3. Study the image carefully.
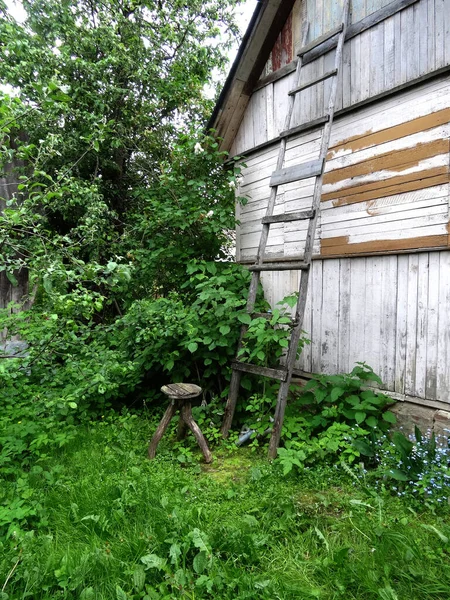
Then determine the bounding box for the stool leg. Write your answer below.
[181,403,213,464]
[148,402,177,459]
[176,416,188,441]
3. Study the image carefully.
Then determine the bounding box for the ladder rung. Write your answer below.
[232,361,288,382]
[270,159,323,187]
[248,261,309,272]
[288,69,338,96]
[262,210,314,224]
[298,24,344,56]
[280,115,329,139]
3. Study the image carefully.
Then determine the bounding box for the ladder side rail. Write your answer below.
[267,0,351,458]
[303,0,350,266]
[221,25,310,438]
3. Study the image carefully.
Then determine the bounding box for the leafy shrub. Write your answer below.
[269,364,396,473]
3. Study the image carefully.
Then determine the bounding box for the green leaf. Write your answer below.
[421,524,449,543]
[193,551,208,574]
[219,325,230,335]
[353,439,374,457]
[354,411,366,424]
[80,589,95,600]
[141,554,167,571]
[6,271,18,286]
[116,585,128,600]
[388,468,409,481]
[187,342,198,353]
[133,566,146,591]
[382,410,396,424]
[237,313,251,325]
[330,387,345,402]
[365,416,378,428]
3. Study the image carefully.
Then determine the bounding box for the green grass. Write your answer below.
[1,411,450,599]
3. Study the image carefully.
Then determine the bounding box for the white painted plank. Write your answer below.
[414,252,430,397]
[252,88,268,147]
[311,260,323,371]
[369,22,384,97]
[435,0,445,69]
[425,251,440,399]
[437,251,450,401]
[348,257,367,371]
[266,83,275,140]
[427,0,436,72]
[404,254,419,396]
[338,257,351,373]
[379,255,398,389]
[395,254,409,394]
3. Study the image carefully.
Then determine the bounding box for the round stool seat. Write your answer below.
[161,383,202,400]
[149,382,212,463]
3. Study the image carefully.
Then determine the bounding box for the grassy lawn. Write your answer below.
[1,411,450,600]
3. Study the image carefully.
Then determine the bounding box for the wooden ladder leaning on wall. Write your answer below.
[221,0,351,459]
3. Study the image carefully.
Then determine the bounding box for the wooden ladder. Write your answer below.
[221,0,351,459]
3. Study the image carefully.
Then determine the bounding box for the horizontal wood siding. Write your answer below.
[259,251,450,404]
[236,75,450,262]
[230,0,450,156]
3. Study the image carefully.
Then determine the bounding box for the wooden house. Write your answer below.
[209,0,450,411]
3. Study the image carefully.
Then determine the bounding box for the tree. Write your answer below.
[0,0,242,309]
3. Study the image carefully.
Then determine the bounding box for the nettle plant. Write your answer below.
[272,364,397,474]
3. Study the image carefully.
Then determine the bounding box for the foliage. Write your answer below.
[1,413,450,599]
[0,0,243,307]
[355,426,450,505]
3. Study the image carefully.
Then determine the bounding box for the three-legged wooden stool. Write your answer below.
[148,383,212,463]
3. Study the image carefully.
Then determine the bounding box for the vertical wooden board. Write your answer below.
[241,97,255,152]
[399,8,410,84]
[383,16,395,90]
[444,0,450,66]
[311,259,323,372]
[314,0,324,40]
[359,29,371,101]
[407,3,420,82]
[266,83,275,140]
[426,0,436,72]
[352,0,367,23]
[350,35,362,104]
[437,251,450,402]
[338,258,351,373]
[414,252,430,398]
[252,88,268,147]
[369,23,384,98]
[379,255,398,390]
[417,0,429,76]
[273,73,295,136]
[434,0,445,69]
[232,118,246,157]
[404,254,419,396]
[393,10,402,87]
[363,257,382,376]
[309,57,321,122]
[320,259,340,374]
[394,254,408,394]
[348,257,367,371]
[323,51,336,115]
[425,252,440,400]
[300,265,313,373]
[235,197,242,262]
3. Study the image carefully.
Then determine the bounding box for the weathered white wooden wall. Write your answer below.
[260,252,450,404]
[230,0,450,156]
[232,2,450,404]
[236,74,450,261]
